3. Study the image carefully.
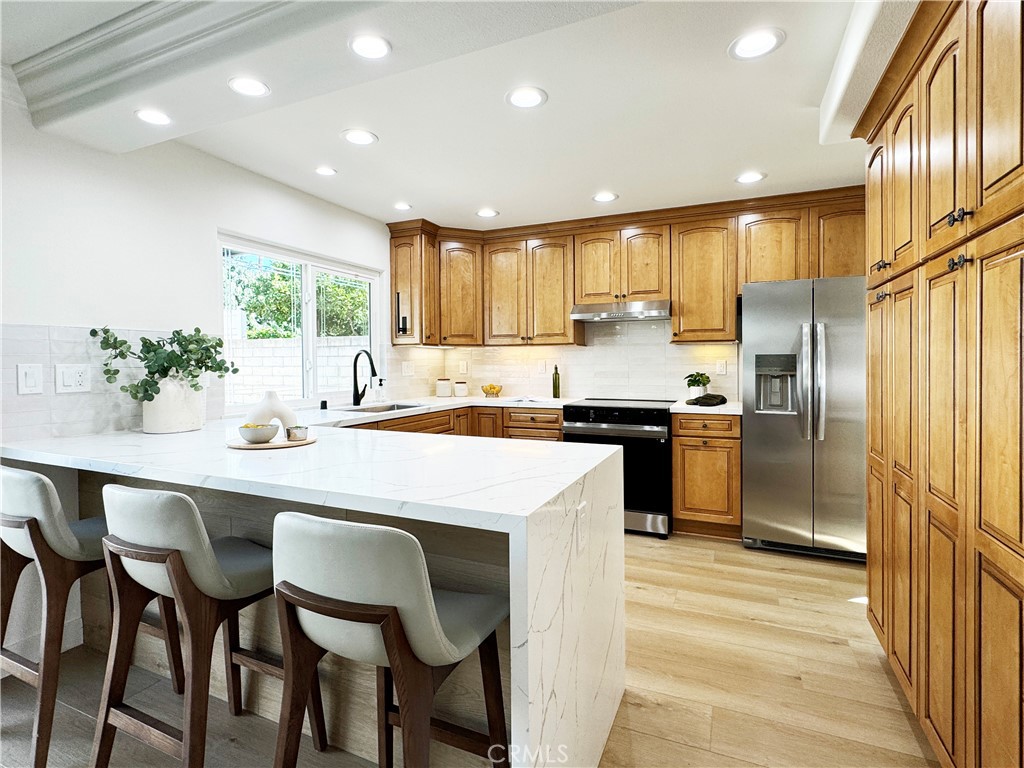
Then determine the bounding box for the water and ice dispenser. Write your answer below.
[754,354,797,414]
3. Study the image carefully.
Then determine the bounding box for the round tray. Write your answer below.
[226,436,317,450]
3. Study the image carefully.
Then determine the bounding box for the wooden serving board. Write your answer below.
[226,437,317,450]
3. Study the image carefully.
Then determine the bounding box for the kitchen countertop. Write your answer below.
[668,400,743,416]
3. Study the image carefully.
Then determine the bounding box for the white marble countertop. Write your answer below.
[669,400,743,415]
[0,419,619,532]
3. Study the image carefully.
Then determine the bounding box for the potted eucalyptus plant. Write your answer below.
[91,327,238,434]
[685,371,711,399]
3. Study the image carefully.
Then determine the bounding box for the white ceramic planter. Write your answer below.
[142,377,204,434]
[687,386,708,399]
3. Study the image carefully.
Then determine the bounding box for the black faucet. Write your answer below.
[352,349,379,406]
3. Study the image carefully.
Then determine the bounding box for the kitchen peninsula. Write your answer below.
[0,419,625,768]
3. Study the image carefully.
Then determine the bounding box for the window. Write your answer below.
[221,240,378,410]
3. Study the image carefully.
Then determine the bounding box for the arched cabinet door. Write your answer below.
[737,208,810,292]
[670,218,737,342]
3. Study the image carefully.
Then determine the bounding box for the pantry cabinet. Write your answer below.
[670,218,737,342]
[439,240,484,346]
[886,82,921,279]
[866,143,890,289]
[390,232,439,345]
[865,286,889,644]
[737,208,810,291]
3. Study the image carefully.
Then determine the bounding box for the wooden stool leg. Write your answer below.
[479,631,509,768]
[274,595,327,768]
[222,611,243,716]
[0,541,31,644]
[31,566,74,768]
[306,667,328,752]
[92,557,154,768]
[180,604,220,768]
[391,657,434,768]
[158,596,185,695]
[376,666,395,768]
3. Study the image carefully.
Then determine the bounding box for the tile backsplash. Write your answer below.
[1,321,736,440]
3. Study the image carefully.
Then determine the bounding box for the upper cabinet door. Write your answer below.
[573,230,620,304]
[670,218,737,342]
[737,208,810,291]
[620,226,670,301]
[888,82,921,278]
[439,241,483,345]
[527,237,576,345]
[967,0,1024,231]
[483,240,528,346]
[809,202,866,279]
[391,235,423,345]
[921,3,969,258]
[866,143,890,289]
[421,235,440,345]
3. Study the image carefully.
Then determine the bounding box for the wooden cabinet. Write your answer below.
[866,143,890,289]
[439,240,483,346]
[484,238,576,345]
[737,208,810,291]
[672,416,741,534]
[966,0,1024,233]
[920,3,970,258]
[472,407,503,438]
[809,203,865,278]
[573,226,669,304]
[887,84,921,279]
[454,408,472,436]
[348,422,378,430]
[670,218,737,342]
[390,232,439,345]
[503,407,562,441]
[378,411,456,434]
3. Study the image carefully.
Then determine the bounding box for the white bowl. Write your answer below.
[238,424,279,444]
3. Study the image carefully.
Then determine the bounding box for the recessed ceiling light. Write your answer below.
[476,208,500,218]
[394,202,412,211]
[228,77,271,97]
[728,28,786,60]
[736,171,766,184]
[350,35,391,59]
[315,166,337,176]
[506,86,548,109]
[342,129,378,145]
[135,109,171,125]
[593,191,619,203]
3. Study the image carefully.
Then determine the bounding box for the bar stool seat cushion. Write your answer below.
[209,537,274,599]
[431,589,508,662]
[67,516,109,561]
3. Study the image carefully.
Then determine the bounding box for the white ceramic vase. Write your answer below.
[688,386,708,399]
[244,390,298,428]
[142,377,204,434]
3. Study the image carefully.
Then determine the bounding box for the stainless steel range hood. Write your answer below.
[569,300,670,322]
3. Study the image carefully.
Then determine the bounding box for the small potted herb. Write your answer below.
[91,327,238,434]
[685,371,711,399]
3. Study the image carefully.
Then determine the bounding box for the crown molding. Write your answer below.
[1,65,29,111]
[11,1,352,127]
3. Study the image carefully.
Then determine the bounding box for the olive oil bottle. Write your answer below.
[552,365,561,398]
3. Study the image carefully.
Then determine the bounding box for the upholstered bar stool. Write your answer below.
[92,486,327,768]
[272,511,510,768]
[0,466,184,768]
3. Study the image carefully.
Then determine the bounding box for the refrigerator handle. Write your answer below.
[799,323,812,440]
[815,322,827,441]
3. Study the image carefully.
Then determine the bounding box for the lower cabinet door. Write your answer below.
[672,438,741,525]
[472,407,503,438]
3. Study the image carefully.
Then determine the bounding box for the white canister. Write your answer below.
[453,381,468,397]
[435,378,452,397]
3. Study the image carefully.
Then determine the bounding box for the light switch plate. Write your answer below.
[17,364,43,394]
[402,361,414,377]
[716,359,728,375]
[55,363,90,393]
[458,360,468,374]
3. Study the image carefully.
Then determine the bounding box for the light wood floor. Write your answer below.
[0,535,936,768]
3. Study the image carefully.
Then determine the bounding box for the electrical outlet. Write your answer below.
[458,360,468,374]
[576,501,588,553]
[17,364,43,394]
[55,364,90,393]
[716,359,728,375]
[402,361,414,377]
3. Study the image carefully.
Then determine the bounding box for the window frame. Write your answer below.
[219,232,382,415]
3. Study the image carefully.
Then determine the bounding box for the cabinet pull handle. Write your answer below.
[947,254,974,271]
[871,259,892,273]
[873,291,890,304]
[395,292,408,335]
[946,207,975,227]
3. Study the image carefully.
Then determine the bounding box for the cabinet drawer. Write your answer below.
[672,414,740,438]
[503,408,563,428]
[504,427,562,441]
[379,411,455,433]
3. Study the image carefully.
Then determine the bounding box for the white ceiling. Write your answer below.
[0,1,147,63]
[4,1,883,230]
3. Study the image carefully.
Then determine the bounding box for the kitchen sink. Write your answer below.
[347,403,423,413]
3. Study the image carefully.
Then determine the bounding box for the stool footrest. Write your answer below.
[137,613,169,638]
[108,704,183,760]
[231,647,285,680]
[0,647,39,686]
[386,709,492,758]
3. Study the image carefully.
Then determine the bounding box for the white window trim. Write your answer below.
[219,232,382,415]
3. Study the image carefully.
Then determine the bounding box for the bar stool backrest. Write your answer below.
[1,466,87,561]
[102,485,235,600]
[273,511,462,667]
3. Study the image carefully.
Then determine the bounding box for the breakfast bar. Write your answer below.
[0,421,625,768]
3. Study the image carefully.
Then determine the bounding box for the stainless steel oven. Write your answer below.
[562,399,674,538]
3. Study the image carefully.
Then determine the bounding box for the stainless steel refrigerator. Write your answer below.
[741,276,866,558]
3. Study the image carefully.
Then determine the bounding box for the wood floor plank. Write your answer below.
[601,725,759,768]
[609,687,714,751]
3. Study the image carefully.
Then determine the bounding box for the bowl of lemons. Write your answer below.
[481,384,503,398]
[238,423,279,444]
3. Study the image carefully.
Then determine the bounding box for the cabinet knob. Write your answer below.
[614,294,620,299]
[702,440,708,446]
[521,336,526,341]
[702,423,708,429]
[442,336,448,341]
[530,416,536,422]
[672,332,679,337]
[527,336,533,341]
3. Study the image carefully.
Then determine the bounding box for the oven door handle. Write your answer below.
[562,422,669,439]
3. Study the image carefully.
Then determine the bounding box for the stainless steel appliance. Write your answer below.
[742,276,866,559]
[562,399,674,538]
